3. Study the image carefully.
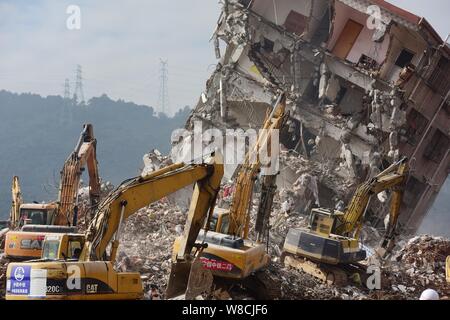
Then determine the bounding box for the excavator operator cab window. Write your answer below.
[30,212,45,225]
[207,212,230,234]
[309,208,336,235]
[219,214,230,234]
[20,209,46,226]
[42,237,83,261]
[208,216,219,232]
[42,240,60,260]
[19,209,56,226]
[45,210,56,225]
[205,212,230,233]
[68,240,82,260]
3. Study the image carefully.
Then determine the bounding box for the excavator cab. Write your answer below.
[4,225,78,261]
[4,203,66,260]
[18,203,58,228]
[41,234,85,261]
[308,208,344,236]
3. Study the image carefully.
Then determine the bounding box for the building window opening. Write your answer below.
[395,49,415,68]
[405,108,428,146]
[423,129,449,163]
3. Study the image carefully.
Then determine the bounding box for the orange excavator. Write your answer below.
[3,124,101,261]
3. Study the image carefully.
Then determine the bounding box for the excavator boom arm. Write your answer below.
[9,176,23,229]
[83,154,223,261]
[337,158,409,236]
[56,124,101,226]
[228,94,287,238]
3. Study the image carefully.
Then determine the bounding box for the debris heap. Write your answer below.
[0,255,7,298]
[116,200,186,299]
[113,177,450,300]
[77,181,115,231]
[386,235,450,297]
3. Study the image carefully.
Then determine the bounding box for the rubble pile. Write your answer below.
[360,225,384,249]
[387,235,450,297]
[263,263,370,300]
[269,235,449,300]
[116,200,186,299]
[77,181,115,231]
[280,151,355,207]
[243,188,448,300]
[0,255,7,298]
[141,149,172,177]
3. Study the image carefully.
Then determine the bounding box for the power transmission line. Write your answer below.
[64,78,71,100]
[73,65,85,105]
[61,78,73,124]
[158,59,170,115]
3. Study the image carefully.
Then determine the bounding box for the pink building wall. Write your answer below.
[327,1,390,65]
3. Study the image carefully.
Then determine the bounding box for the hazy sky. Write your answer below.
[0,1,448,115]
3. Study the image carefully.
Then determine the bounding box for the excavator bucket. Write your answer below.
[166,256,213,300]
[185,256,213,300]
[376,237,395,258]
[166,260,192,299]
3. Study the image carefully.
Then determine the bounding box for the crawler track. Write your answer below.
[211,269,282,300]
[281,252,377,288]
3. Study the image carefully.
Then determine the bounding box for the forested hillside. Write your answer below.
[0,90,190,218]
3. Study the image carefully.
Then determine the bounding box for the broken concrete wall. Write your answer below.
[252,0,312,27]
[380,24,427,83]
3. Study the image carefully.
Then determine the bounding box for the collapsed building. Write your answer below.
[180,0,450,235]
[2,0,449,301]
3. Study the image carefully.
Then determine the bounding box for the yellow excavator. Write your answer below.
[5,153,223,300]
[3,124,101,261]
[0,176,23,247]
[282,157,409,285]
[167,93,288,299]
[9,176,23,231]
[446,256,450,284]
